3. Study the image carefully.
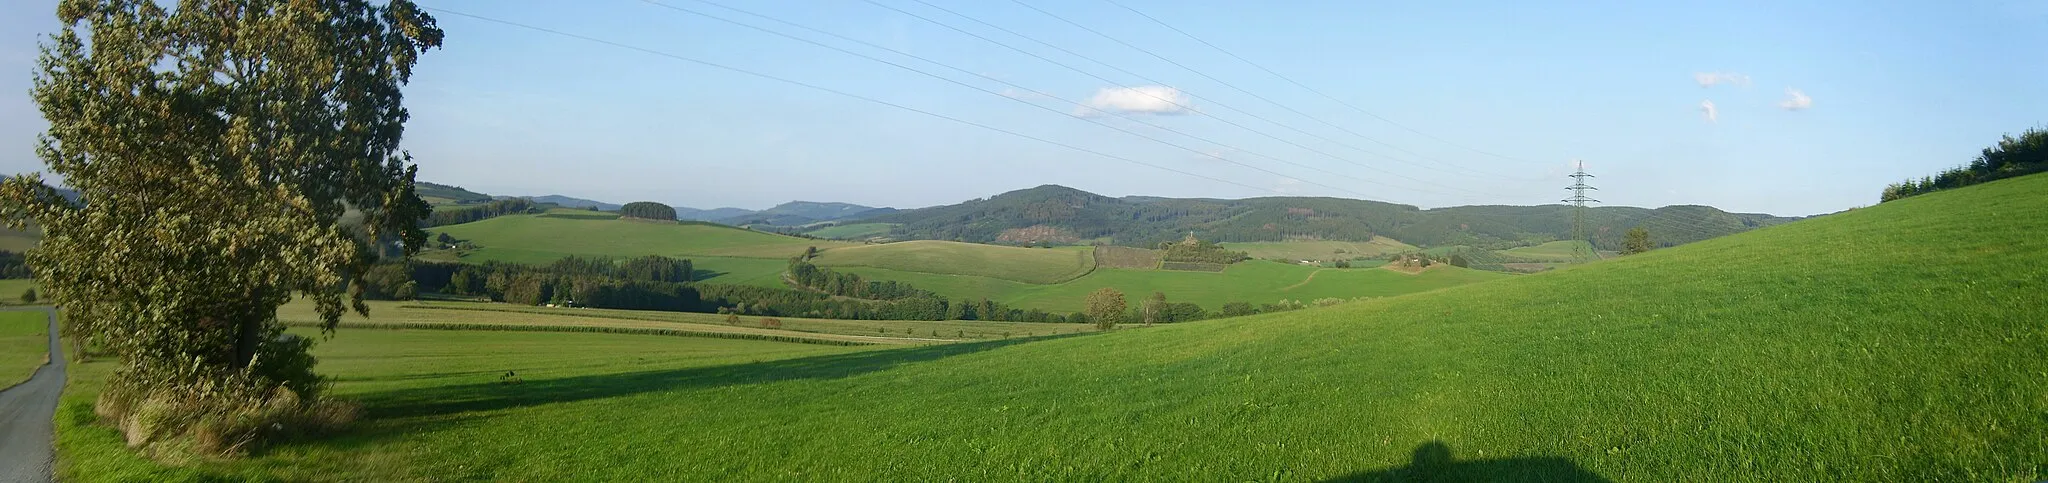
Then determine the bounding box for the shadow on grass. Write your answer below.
[356,333,1082,420]
[1324,442,1607,482]
[688,269,730,282]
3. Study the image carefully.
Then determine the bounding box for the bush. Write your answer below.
[20,287,34,303]
[94,332,357,457]
[759,317,783,329]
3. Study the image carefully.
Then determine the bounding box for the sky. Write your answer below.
[2,1,2045,217]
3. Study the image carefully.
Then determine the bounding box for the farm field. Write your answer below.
[1221,237,1418,261]
[273,299,1096,342]
[804,222,896,239]
[1001,262,1510,313]
[809,240,1095,284]
[51,172,2048,480]
[1499,240,1592,261]
[427,208,852,261]
[0,226,37,252]
[846,259,1508,313]
[0,279,39,304]
[0,310,45,388]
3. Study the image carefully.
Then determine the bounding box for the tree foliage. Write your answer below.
[1086,287,1126,330]
[422,197,542,227]
[0,0,442,455]
[1622,227,1654,255]
[1882,127,2048,202]
[619,201,679,221]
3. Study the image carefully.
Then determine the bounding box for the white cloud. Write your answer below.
[1694,72,1751,88]
[1778,88,1812,110]
[1699,99,1718,123]
[1077,85,1191,116]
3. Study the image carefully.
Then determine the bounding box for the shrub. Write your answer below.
[759,317,783,329]
[20,287,34,303]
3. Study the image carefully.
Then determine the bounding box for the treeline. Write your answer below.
[1882,127,2047,202]
[619,201,677,221]
[786,257,933,300]
[421,198,545,227]
[1160,238,1249,264]
[0,251,28,279]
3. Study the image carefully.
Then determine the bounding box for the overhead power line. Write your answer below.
[1098,0,1552,166]
[1007,0,1537,182]
[863,0,1494,196]
[419,6,1303,197]
[639,0,1464,201]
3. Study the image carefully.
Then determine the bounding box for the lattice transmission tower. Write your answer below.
[1563,160,1599,258]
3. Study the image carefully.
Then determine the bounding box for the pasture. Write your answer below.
[808,240,1096,284]
[427,209,853,261]
[0,279,39,304]
[843,260,1509,313]
[54,173,2048,480]
[0,310,45,388]
[1498,240,1592,261]
[804,222,897,239]
[273,299,1097,342]
[1221,237,1417,262]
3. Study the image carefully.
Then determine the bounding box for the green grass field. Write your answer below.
[0,226,37,252]
[1499,240,1592,261]
[804,222,897,239]
[0,279,40,304]
[841,260,1509,313]
[272,299,1097,343]
[53,173,2048,480]
[0,310,46,388]
[1222,237,1418,261]
[54,329,879,481]
[810,240,1096,284]
[428,209,852,261]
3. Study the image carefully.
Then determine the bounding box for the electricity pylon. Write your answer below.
[1563,160,1599,260]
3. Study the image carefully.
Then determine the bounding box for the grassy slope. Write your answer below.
[804,222,896,239]
[273,299,1096,342]
[0,227,38,252]
[0,310,45,388]
[0,279,40,304]
[839,260,1509,313]
[809,241,1095,284]
[56,330,873,481]
[1499,240,1590,261]
[429,209,853,261]
[1222,237,1419,261]
[60,175,2048,480]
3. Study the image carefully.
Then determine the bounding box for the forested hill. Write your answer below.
[856,184,1801,249]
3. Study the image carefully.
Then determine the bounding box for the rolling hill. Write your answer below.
[415,181,492,206]
[718,201,893,227]
[77,169,2048,481]
[674,206,756,222]
[861,184,1801,249]
[509,194,622,211]
[808,241,1095,284]
[424,209,855,283]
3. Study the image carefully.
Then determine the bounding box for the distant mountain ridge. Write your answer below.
[504,194,622,211]
[861,184,1802,250]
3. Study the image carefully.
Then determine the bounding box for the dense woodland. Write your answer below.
[619,201,678,221]
[1159,237,1250,264]
[0,250,30,279]
[1882,128,2046,202]
[421,198,546,227]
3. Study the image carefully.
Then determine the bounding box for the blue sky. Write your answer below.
[2,0,2044,216]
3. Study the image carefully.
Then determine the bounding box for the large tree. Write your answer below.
[1085,287,1126,330]
[1622,227,1654,255]
[1,0,442,452]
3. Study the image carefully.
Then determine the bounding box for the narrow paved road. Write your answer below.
[0,307,60,483]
